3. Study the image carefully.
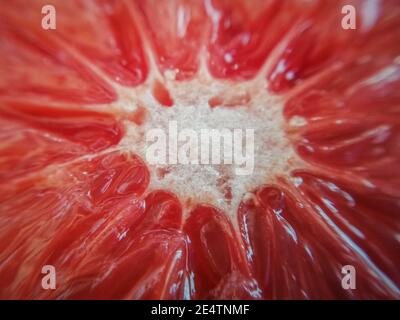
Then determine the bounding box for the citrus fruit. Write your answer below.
[0,0,399,299]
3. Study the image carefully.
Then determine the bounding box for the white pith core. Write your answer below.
[113,70,300,219]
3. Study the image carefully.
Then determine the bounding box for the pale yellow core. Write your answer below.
[114,69,299,219]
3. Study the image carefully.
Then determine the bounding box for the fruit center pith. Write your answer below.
[116,74,298,218]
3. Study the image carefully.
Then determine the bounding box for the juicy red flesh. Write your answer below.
[0,102,123,181]
[0,26,117,104]
[135,0,206,80]
[0,0,400,300]
[238,183,400,299]
[185,205,260,299]
[152,80,174,107]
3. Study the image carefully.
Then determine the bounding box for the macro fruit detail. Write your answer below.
[0,0,399,299]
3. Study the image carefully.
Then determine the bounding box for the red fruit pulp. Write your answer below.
[0,0,399,299]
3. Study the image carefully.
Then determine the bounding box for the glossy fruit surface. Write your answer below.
[0,0,399,299]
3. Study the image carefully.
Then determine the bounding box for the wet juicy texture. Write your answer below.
[0,0,399,299]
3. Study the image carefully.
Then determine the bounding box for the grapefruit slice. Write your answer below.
[0,0,399,299]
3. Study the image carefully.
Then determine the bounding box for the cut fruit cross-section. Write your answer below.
[0,0,399,300]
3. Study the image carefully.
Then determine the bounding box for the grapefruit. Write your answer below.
[0,0,399,299]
